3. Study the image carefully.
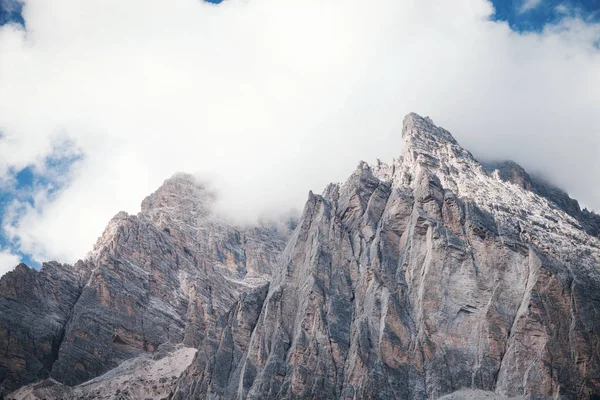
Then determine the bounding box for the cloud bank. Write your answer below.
[0,0,599,270]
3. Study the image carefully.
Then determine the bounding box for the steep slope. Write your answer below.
[172,114,600,399]
[484,160,600,239]
[0,262,89,395]
[0,174,289,397]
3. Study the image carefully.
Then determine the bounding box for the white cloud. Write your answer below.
[520,0,543,13]
[556,4,570,15]
[0,0,599,264]
[0,249,20,277]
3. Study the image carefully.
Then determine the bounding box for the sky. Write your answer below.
[0,0,598,276]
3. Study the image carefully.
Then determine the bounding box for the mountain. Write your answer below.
[2,114,600,399]
[1,174,290,398]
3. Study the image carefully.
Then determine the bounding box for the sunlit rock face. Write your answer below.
[2,113,600,400]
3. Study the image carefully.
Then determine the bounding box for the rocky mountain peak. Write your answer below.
[89,173,218,260]
[402,112,459,146]
[396,113,478,190]
[140,172,215,229]
[484,160,533,191]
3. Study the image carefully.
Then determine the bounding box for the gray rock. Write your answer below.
[484,160,600,239]
[173,113,600,399]
[49,174,289,386]
[439,389,525,400]
[8,345,197,400]
[1,174,289,395]
[0,261,89,396]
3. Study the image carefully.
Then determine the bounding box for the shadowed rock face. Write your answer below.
[2,113,600,400]
[0,262,89,395]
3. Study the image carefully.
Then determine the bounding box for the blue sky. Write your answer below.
[0,0,23,26]
[0,151,81,269]
[0,167,37,266]
[491,0,600,31]
[2,0,599,29]
[0,0,599,272]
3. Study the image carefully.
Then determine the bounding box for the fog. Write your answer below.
[0,0,599,268]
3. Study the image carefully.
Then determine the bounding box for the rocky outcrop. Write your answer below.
[2,113,600,400]
[172,113,600,399]
[0,261,88,395]
[172,282,270,399]
[49,174,289,387]
[0,174,289,397]
[484,160,600,240]
[483,161,533,191]
[439,390,525,400]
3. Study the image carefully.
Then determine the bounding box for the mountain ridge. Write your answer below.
[2,113,600,399]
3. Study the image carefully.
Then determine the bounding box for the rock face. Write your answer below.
[173,114,600,399]
[484,160,600,239]
[0,262,88,395]
[2,113,600,400]
[49,174,288,387]
[0,174,289,398]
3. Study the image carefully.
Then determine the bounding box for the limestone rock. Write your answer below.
[172,113,600,399]
[439,389,525,400]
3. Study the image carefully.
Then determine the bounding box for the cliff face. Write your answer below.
[49,174,289,387]
[0,262,88,395]
[2,114,600,400]
[1,174,289,399]
[173,114,600,400]
[483,160,600,240]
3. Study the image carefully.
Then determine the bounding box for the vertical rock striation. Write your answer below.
[0,262,88,395]
[49,174,289,386]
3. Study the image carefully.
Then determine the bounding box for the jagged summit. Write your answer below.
[371,114,600,248]
[402,112,458,146]
[141,172,215,226]
[89,173,215,258]
[359,111,458,187]
[484,160,533,191]
[401,114,599,228]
